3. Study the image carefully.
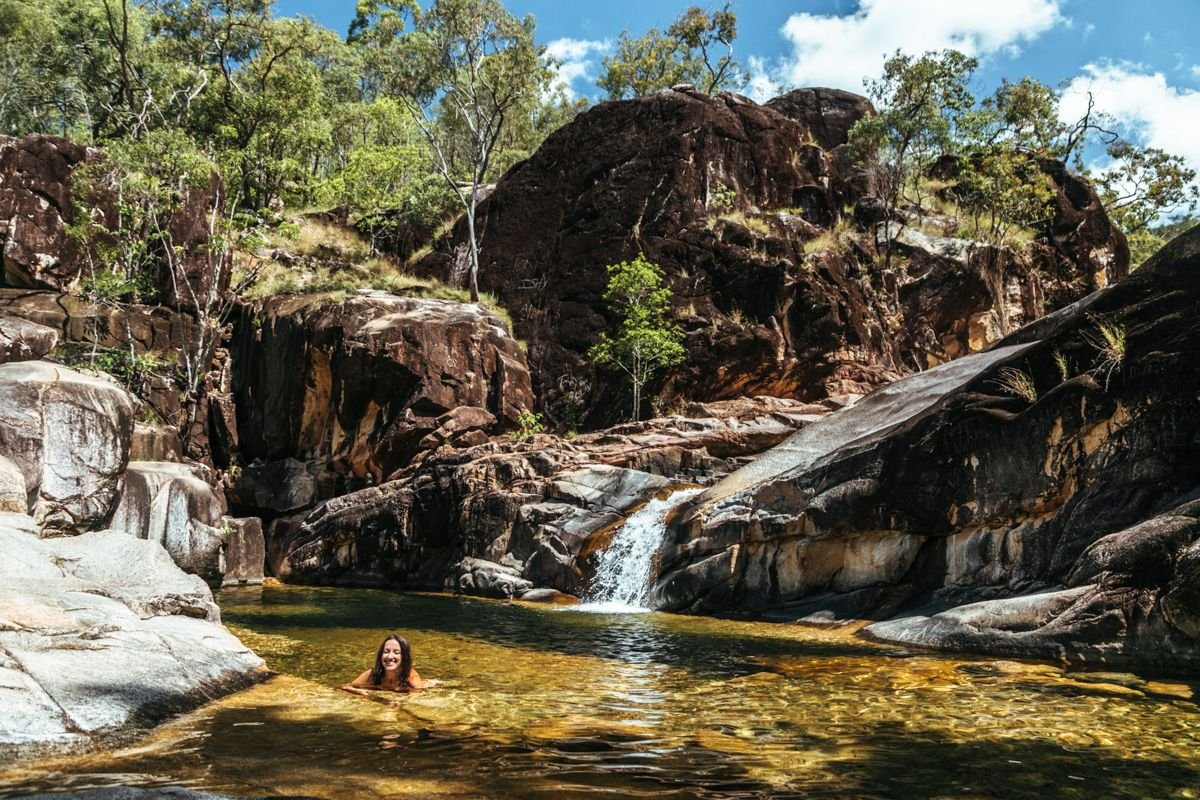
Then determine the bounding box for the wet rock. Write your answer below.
[269,399,822,597]
[130,422,184,463]
[220,516,265,585]
[656,227,1200,674]
[0,361,134,533]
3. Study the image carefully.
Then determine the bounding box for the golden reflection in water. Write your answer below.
[2,584,1199,800]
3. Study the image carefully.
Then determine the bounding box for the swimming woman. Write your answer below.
[341,633,436,695]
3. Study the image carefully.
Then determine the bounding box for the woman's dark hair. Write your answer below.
[369,634,414,686]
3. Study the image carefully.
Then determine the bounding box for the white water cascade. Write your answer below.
[576,488,703,614]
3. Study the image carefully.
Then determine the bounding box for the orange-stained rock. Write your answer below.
[230,291,534,495]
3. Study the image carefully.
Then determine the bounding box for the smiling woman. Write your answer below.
[341,633,436,693]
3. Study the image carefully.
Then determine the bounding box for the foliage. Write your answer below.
[53,342,173,395]
[849,49,978,263]
[991,366,1038,404]
[709,180,736,210]
[598,4,744,99]
[510,409,544,442]
[588,254,686,422]
[1086,316,1127,388]
[381,0,549,301]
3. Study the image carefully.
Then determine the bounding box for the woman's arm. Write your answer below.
[339,669,375,695]
[407,667,437,689]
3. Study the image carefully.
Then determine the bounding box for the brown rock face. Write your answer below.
[1036,158,1130,306]
[267,397,824,594]
[230,291,534,497]
[0,135,94,291]
[0,134,228,310]
[765,87,876,150]
[413,89,1119,428]
[654,228,1200,675]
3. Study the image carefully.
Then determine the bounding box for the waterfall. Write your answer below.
[576,488,703,613]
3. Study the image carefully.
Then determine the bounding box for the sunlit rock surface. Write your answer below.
[229,291,534,505]
[0,518,265,759]
[655,227,1200,674]
[0,361,134,533]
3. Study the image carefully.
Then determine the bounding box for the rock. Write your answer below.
[220,516,265,585]
[230,292,533,497]
[0,517,265,759]
[269,399,819,597]
[234,457,318,513]
[130,422,184,462]
[411,89,1117,428]
[0,134,228,309]
[0,313,57,363]
[0,361,134,533]
[0,454,25,512]
[765,87,875,150]
[652,226,1200,674]
[0,135,93,292]
[108,461,226,585]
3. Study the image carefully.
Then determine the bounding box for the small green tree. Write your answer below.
[588,255,686,422]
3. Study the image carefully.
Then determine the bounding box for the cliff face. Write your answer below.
[414,87,1126,426]
[651,227,1200,674]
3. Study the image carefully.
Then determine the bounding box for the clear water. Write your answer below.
[578,488,703,613]
[3,585,1199,799]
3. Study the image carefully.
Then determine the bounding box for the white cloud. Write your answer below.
[544,38,611,99]
[764,0,1064,95]
[1060,62,1200,181]
[746,56,781,103]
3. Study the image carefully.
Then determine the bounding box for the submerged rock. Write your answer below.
[654,227,1200,675]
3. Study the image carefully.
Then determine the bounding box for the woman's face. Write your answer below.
[381,639,403,672]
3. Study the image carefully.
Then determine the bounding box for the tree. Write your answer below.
[1093,141,1199,266]
[388,0,546,301]
[849,49,978,263]
[588,255,686,422]
[598,3,744,99]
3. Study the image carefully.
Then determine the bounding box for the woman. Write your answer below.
[341,634,435,695]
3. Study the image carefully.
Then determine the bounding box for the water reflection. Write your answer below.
[3,585,1199,800]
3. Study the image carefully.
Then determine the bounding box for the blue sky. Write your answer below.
[277,1,1200,179]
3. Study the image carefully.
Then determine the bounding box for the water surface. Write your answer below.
[3,585,1199,799]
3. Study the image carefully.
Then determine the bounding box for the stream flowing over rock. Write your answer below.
[268,397,825,597]
[651,227,1200,674]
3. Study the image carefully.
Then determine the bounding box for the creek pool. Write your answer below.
[4,585,1200,799]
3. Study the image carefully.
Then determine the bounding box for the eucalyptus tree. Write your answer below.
[598,3,744,99]
[389,0,547,301]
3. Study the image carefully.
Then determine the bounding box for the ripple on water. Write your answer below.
[3,585,1200,800]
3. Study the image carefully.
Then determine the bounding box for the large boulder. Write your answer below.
[0,361,134,533]
[412,88,1121,427]
[0,313,58,363]
[0,517,265,759]
[108,461,226,585]
[652,227,1200,675]
[229,291,534,499]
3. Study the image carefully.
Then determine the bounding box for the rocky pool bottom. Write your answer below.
[3,586,1200,800]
